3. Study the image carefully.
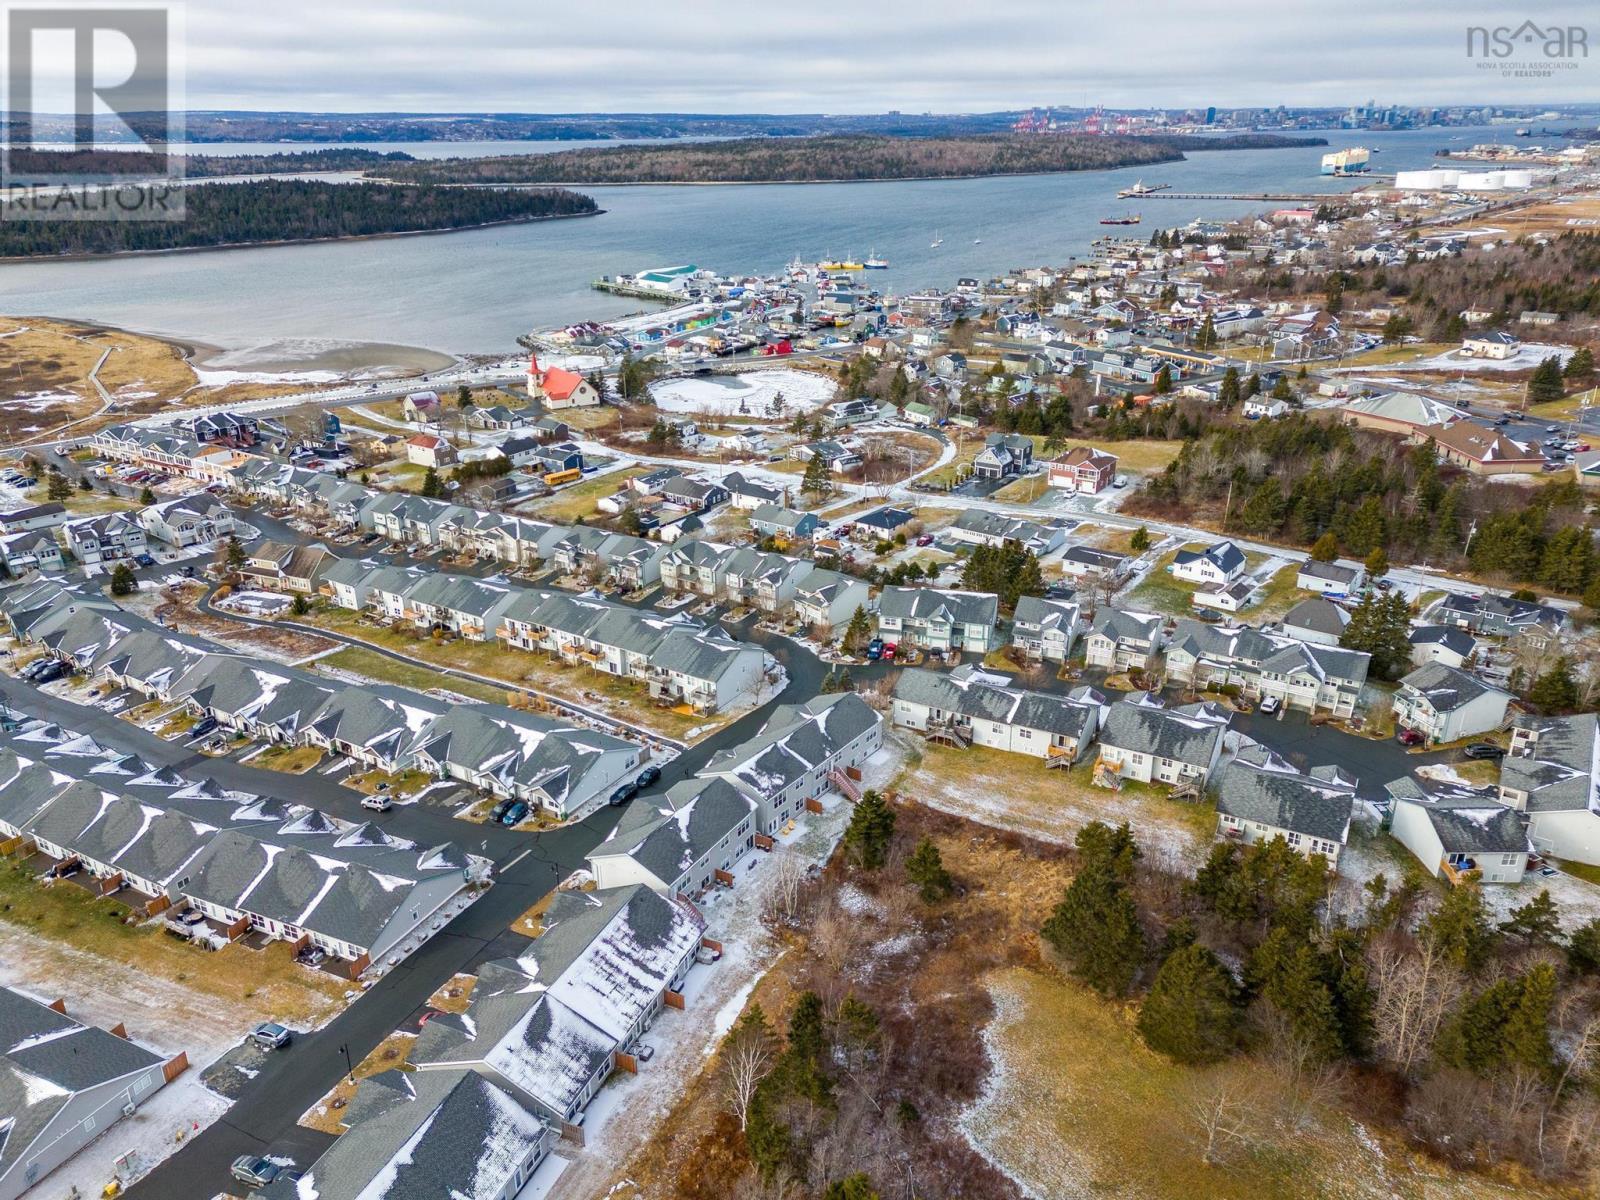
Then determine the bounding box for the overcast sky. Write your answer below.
[28,0,1600,113]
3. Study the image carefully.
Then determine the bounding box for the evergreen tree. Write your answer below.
[1136,942,1242,1065]
[456,383,473,410]
[1567,917,1600,973]
[1196,312,1218,351]
[1420,883,1495,970]
[1308,532,1340,562]
[822,1176,880,1200]
[801,450,833,498]
[841,605,872,654]
[1528,355,1566,404]
[1218,365,1240,408]
[1436,964,1556,1077]
[46,471,69,503]
[1129,525,1151,553]
[1153,364,1173,395]
[108,562,137,596]
[1341,495,1388,556]
[138,486,156,505]
[419,467,445,498]
[1364,547,1389,578]
[1270,374,1294,401]
[1242,372,1261,400]
[226,536,245,569]
[744,1086,793,1182]
[1040,822,1146,997]
[1563,345,1594,387]
[843,790,895,870]
[291,594,310,616]
[1528,657,1578,712]
[1500,888,1561,944]
[1238,479,1285,534]
[1339,592,1412,680]
[780,990,834,1106]
[1249,926,1372,1062]
[905,837,954,903]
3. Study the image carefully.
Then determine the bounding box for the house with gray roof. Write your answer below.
[793,567,871,635]
[1004,595,1081,662]
[1164,619,1369,717]
[253,1068,553,1200]
[1083,607,1165,672]
[0,986,173,1200]
[1212,745,1356,871]
[1388,774,1529,885]
[749,504,820,543]
[1436,592,1566,644]
[412,885,702,1130]
[701,693,883,834]
[876,586,999,653]
[1095,695,1229,786]
[722,471,786,510]
[1059,544,1130,584]
[658,539,732,598]
[1280,596,1350,647]
[1171,540,1247,587]
[720,547,817,615]
[588,777,758,898]
[946,509,1068,556]
[1295,559,1365,595]
[892,665,1101,761]
[1394,662,1511,744]
[1409,624,1477,670]
[1499,713,1600,866]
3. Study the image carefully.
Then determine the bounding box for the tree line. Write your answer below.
[0,179,599,258]
[376,132,1323,186]
[1045,819,1600,1181]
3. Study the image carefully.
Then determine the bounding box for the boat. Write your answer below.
[1116,179,1170,198]
[973,238,982,244]
[863,250,889,269]
[1099,213,1142,225]
[817,257,865,271]
[929,232,943,248]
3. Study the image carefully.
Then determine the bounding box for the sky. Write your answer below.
[18,0,1600,113]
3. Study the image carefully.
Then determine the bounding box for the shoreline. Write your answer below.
[0,207,603,267]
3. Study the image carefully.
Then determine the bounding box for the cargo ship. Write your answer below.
[1116,179,1170,198]
[1099,213,1141,225]
[1320,147,1371,176]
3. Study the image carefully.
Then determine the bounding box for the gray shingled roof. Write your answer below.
[591,778,755,888]
[1500,713,1599,816]
[1212,749,1355,844]
[1282,597,1349,638]
[1386,776,1530,854]
[1098,699,1228,768]
[1399,661,1504,713]
[877,586,998,628]
[894,666,1097,740]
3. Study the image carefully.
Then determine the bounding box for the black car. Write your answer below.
[29,661,67,684]
[1463,743,1506,761]
[609,779,640,807]
[635,765,661,788]
[488,798,515,823]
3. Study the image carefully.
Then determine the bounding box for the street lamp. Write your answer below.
[339,1042,355,1084]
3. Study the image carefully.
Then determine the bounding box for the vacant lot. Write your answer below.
[891,735,1213,862]
[530,467,649,523]
[965,966,1567,1200]
[0,858,345,1025]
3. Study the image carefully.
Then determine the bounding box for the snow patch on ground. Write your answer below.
[648,367,836,417]
[195,367,343,388]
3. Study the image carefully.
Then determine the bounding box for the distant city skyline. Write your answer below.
[16,0,1600,114]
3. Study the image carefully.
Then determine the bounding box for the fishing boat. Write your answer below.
[863,250,889,269]
[817,257,865,271]
[1099,213,1142,225]
[1117,179,1170,198]
[929,232,943,248]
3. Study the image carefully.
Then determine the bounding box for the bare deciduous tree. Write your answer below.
[719,1011,779,1131]
[1368,933,1461,1077]
[1185,1075,1260,1167]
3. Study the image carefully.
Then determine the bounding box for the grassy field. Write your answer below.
[893,737,1215,857]
[0,857,344,1023]
[1244,563,1308,622]
[300,1029,417,1133]
[245,743,325,774]
[1334,341,1454,369]
[1126,549,1202,615]
[530,467,648,523]
[314,646,512,706]
[965,965,1565,1200]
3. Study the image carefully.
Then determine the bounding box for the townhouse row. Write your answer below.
[321,560,776,714]
[0,580,650,822]
[0,717,482,976]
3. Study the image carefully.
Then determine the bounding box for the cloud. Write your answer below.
[150,0,1600,111]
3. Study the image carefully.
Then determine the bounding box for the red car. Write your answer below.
[881,643,897,662]
[1397,729,1425,746]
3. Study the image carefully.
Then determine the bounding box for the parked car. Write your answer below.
[865,638,884,661]
[361,794,393,812]
[29,661,67,685]
[635,765,662,788]
[609,779,640,807]
[488,798,515,823]
[500,800,529,826]
[231,1157,281,1188]
[915,534,934,546]
[1463,742,1505,760]
[1397,729,1426,747]
[1258,695,1281,714]
[191,716,218,738]
[1113,474,1129,488]
[880,642,897,662]
[134,553,155,567]
[250,1022,293,1050]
